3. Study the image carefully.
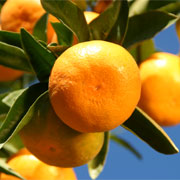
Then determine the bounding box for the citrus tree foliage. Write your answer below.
[0,0,180,179]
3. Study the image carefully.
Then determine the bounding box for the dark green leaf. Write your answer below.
[20,29,56,82]
[14,91,49,136]
[0,42,33,72]
[88,132,110,180]
[147,0,178,11]
[33,13,48,42]
[123,11,178,48]
[41,0,90,42]
[0,31,21,48]
[0,92,9,115]
[51,22,73,46]
[158,2,180,15]
[0,160,26,180]
[2,89,25,108]
[110,134,142,159]
[128,39,156,64]
[0,83,48,149]
[89,0,121,40]
[122,107,179,154]
[106,0,129,44]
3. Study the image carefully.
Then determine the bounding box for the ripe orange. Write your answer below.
[1,148,77,180]
[19,93,104,167]
[49,40,141,133]
[1,0,45,34]
[138,52,180,126]
[1,0,58,43]
[0,0,59,81]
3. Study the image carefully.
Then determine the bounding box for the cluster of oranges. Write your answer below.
[0,0,180,179]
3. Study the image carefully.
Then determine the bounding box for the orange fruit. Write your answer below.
[0,65,23,82]
[1,148,77,180]
[49,40,141,133]
[1,0,45,34]
[19,93,104,167]
[138,52,180,126]
[1,0,58,43]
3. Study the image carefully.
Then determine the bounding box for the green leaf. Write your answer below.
[20,29,56,82]
[14,91,49,137]
[0,30,21,48]
[110,134,142,159]
[2,89,25,108]
[0,160,26,180]
[123,11,178,48]
[122,107,179,154]
[158,2,180,15]
[3,134,24,155]
[73,0,87,11]
[0,42,33,72]
[0,83,48,149]
[129,0,149,17]
[88,0,121,40]
[33,13,48,42]
[48,45,69,57]
[88,132,110,180]
[51,22,73,46]
[128,39,156,64]
[41,0,90,42]
[0,92,9,116]
[106,0,129,44]
[147,0,178,11]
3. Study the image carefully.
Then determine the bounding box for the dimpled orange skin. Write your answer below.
[1,0,58,43]
[138,52,180,126]
[1,148,77,180]
[49,40,141,133]
[1,0,45,33]
[19,94,104,167]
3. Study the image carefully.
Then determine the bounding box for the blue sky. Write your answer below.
[74,24,180,180]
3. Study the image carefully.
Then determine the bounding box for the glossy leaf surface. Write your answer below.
[122,107,179,154]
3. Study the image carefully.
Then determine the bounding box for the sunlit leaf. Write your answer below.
[2,89,25,108]
[122,107,179,154]
[123,11,178,48]
[33,13,48,42]
[0,83,48,149]
[88,132,110,180]
[41,0,90,42]
[20,29,56,82]
[0,42,33,72]
[129,0,149,17]
[110,134,142,159]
